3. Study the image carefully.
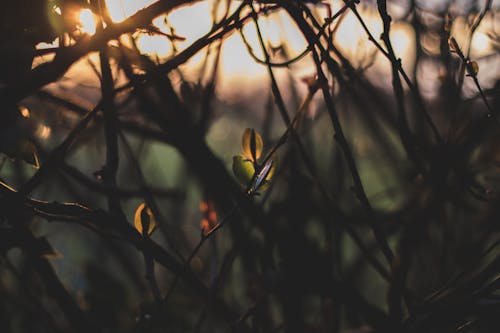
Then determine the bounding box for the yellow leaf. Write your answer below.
[265,155,277,181]
[232,155,255,187]
[242,128,263,162]
[134,202,156,236]
[468,60,479,76]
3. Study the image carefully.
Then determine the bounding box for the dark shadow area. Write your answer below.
[0,1,499,332]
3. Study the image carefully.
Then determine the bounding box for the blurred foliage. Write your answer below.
[0,1,499,333]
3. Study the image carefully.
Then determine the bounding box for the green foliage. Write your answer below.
[232,128,276,194]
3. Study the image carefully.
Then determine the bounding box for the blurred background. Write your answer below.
[0,0,499,332]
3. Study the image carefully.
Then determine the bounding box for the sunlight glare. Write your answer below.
[220,32,266,80]
[79,9,97,35]
[334,11,364,51]
[262,16,282,48]
[106,0,158,22]
[71,1,422,94]
[471,32,491,56]
[277,10,307,54]
[390,23,415,66]
[135,34,172,58]
[167,1,212,47]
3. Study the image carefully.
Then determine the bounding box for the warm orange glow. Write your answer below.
[36,124,52,140]
[208,211,217,222]
[69,0,496,94]
[135,34,172,58]
[390,23,416,72]
[199,199,217,235]
[199,201,209,212]
[74,1,417,84]
[19,106,31,118]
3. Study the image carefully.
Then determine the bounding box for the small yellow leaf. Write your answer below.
[467,60,479,76]
[242,128,263,162]
[232,155,255,187]
[134,202,156,236]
